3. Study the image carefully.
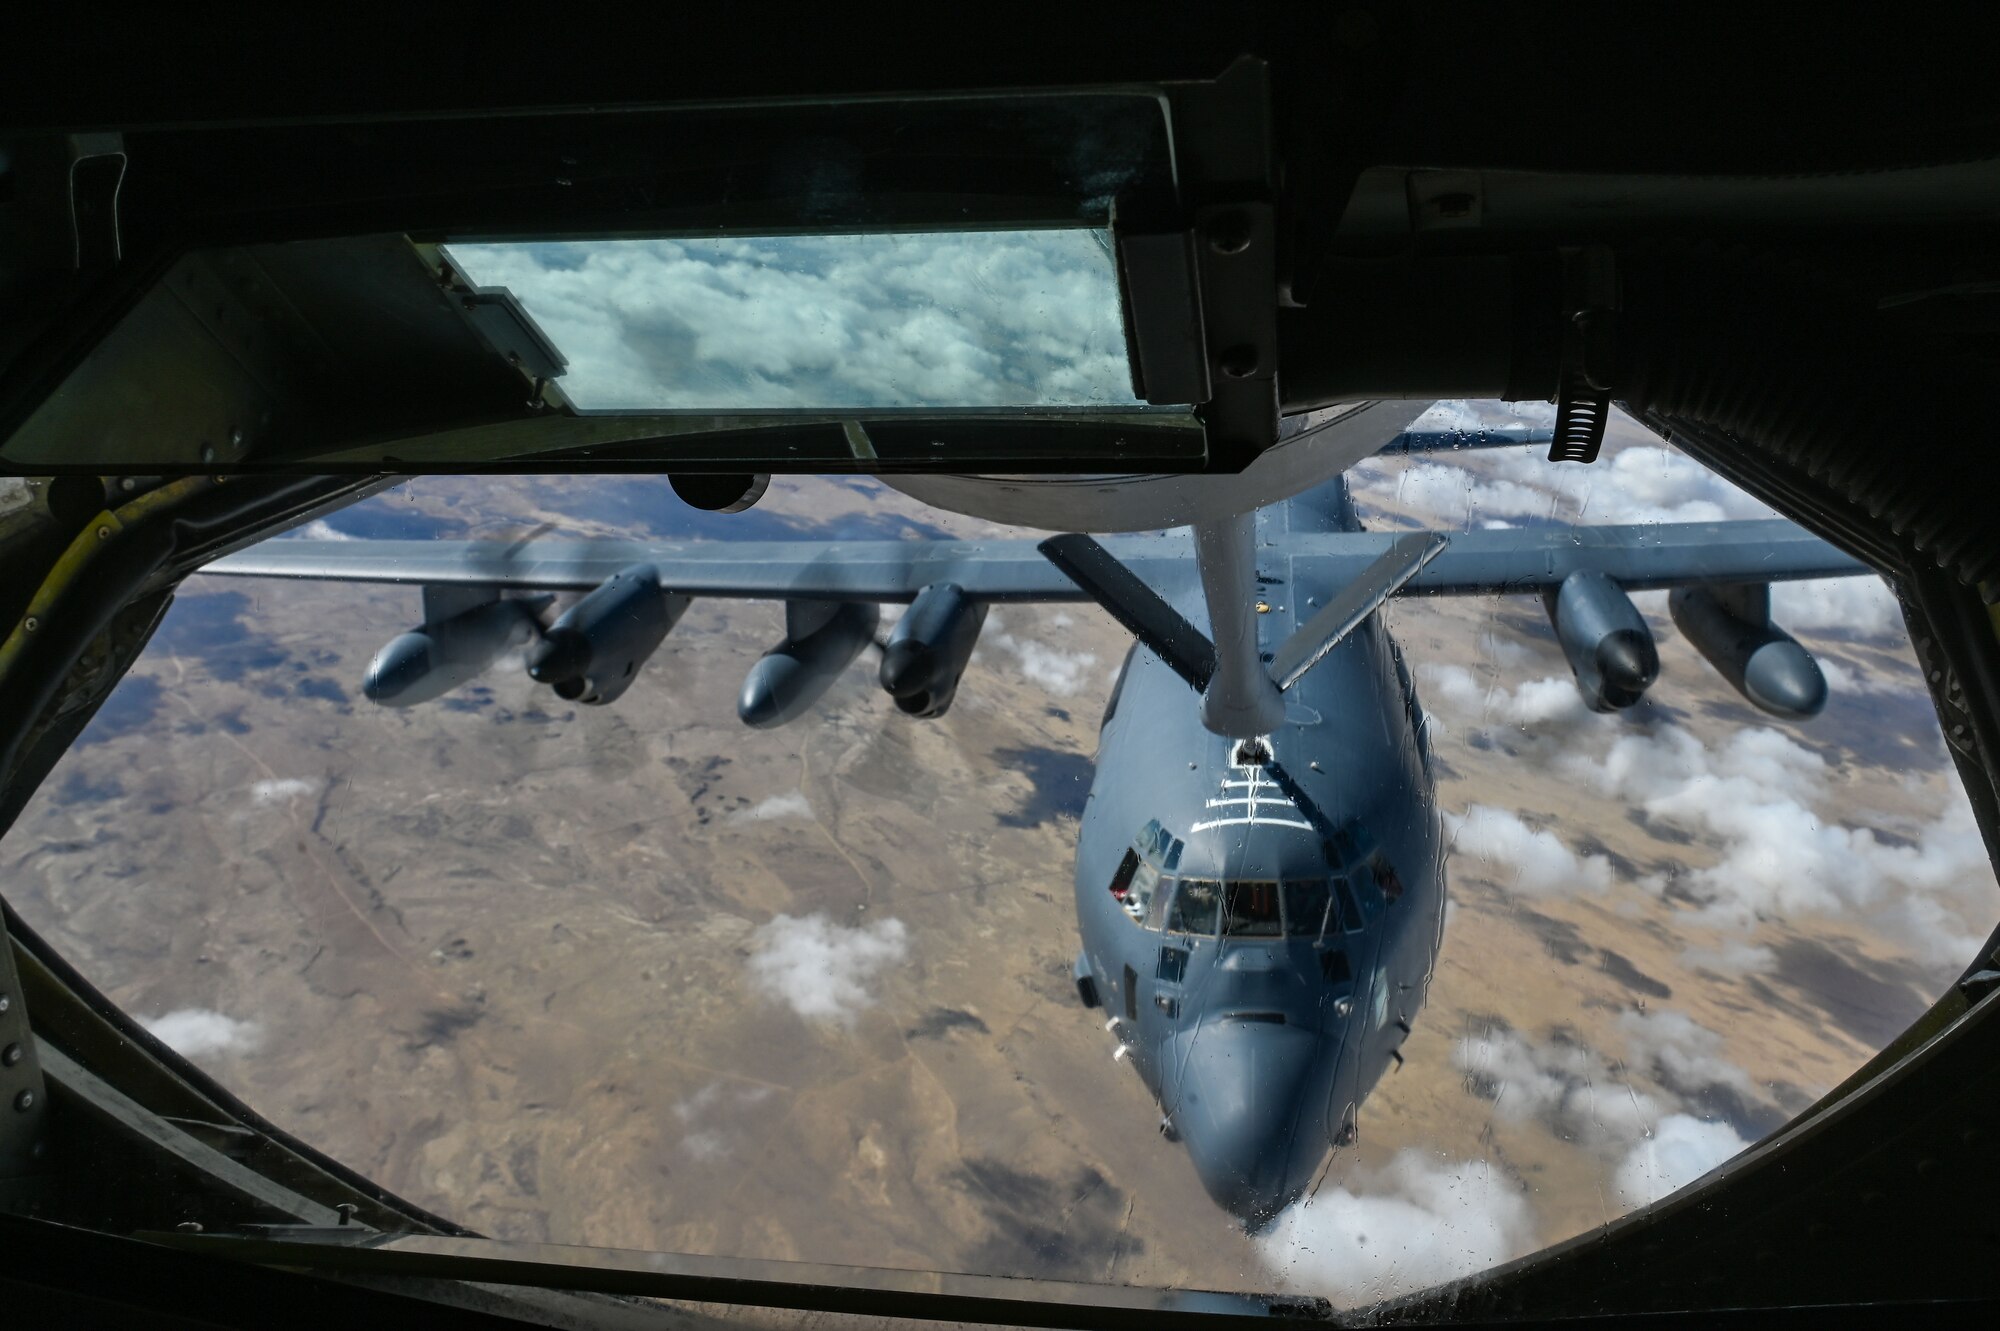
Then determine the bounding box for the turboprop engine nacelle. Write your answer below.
[1670,583,1828,719]
[364,598,542,707]
[1544,570,1660,712]
[878,583,987,719]
[526,565,689,705]
[738,600,880,729]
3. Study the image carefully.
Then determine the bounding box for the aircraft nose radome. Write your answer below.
[362,632,432,705]
[1163,1023,1325,1229]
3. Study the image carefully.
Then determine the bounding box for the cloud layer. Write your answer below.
[1446,806,1614,897]
[448,232,1136,411]
[745,913,909,1026]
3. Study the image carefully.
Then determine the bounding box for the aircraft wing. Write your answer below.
[202,518,1869,602]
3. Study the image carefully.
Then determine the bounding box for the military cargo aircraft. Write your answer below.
[202,425,1869,1226]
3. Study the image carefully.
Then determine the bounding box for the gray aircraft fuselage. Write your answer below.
[1071,477,1444,1229]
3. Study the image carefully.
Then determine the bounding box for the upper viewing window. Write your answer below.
[446,230,1141,413]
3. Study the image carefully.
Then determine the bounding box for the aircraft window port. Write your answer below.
[1320,949,1353,985]
[1157,946,1189,984]
[1223,880,1283,936]
[1166,879,1223,935]
[1335,878,1367,933]
[1283,878,1334,936]
[1153,994,1180,1019]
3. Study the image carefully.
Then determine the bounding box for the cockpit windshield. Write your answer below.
[1163,876,1347,938]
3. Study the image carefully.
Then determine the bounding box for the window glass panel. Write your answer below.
[1224,881,1283,936]
[1166,879,1222,935]
[1283,879,1334,937]
[445,229,1141,412]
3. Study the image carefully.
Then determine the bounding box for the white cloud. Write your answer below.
[1451,1027,1659,1145]
[1582,726,1990,966]
[746,913,908,1026]
[734,790,812,823]
[1677,941,1778,976]
[1445,806,1614,897]
[981,611,1099,697]
[1614,1114,1749,1208]
[249,778,314,805]
[141,1008,261,1057]
[1771,576,1903,639]
[1258,1152,1536,1304]
[1418,665,1594,730]
[679,1131,729,1162]
[291,519,354,541]
[1617,1011,1760,1105]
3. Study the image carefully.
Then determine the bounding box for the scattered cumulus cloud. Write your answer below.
[1678,941,1779,976]
[735,790,812,823]
[249,778,315,805]
[1617,1010,1762,1107]
[1445,806,1614,897]
[1452,1027,1659,1146]
[140,1008,261,1057]
[1614,1114,1750,1208]
[671,1081,775,1162]
[1419,665,1594,730]
[981,611,1099,697]
[746,913,909,1026]
[1258,1152,1536,1305]
[292,519,354,541]
[1770,577,1904,639]
[1580,726,1990,966]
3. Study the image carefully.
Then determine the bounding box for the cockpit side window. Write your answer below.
[1282,878,1333,937]
[1223,880,1282,936]
[1108,849,1141,901]
[1166,879,1222,935]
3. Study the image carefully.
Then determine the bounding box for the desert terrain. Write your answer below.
[6,407,1992,1305]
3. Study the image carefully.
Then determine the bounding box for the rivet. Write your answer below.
[95,526,111,541]
[1206,211,1253,255]
[199,443,217,463]
[0,993,9,1013]
[177,1221,203,1233]
[14,1088,35,1112]
[230,427,244,448]
[336,1202,358,1226]
[23,616,39,633]
[1,1043,20,1067]
[1255,601,1271,614]
[120,477,137,492]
